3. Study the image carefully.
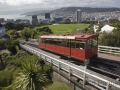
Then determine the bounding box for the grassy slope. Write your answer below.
[49,24,89,34]
[38,24,89,34]
[47,82,70,90]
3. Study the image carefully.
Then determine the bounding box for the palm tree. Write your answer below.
[13,60,48,90]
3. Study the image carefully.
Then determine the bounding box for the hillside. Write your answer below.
[22,6,120,16]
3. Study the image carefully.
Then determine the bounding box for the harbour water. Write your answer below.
[0,13,45,21]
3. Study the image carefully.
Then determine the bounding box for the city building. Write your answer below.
[15,19,22,24]
[21,19,30,24]
[45,13,50,19]
[0,23,6,38]
[7,19,14,23]
[39,19,50,24]
[53,17,63,22]
[76,9,82,22]
[32,15,38,25]
[0,18,5,24]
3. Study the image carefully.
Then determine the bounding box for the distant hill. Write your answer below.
[22,6,120,16]
[51,6,120,13]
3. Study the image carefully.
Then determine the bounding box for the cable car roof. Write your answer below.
[39,34,99,39]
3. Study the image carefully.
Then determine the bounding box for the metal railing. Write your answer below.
[98,45,120,56]
[20,43,120,90]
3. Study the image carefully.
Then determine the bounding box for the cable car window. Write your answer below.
[49,39,53,44]
[45,39,50,44]
[39,38,42,42]
[41,38,46,43]
[58,39,66,46]
[87,38,98,50]
[61,39,66,47]
[57,39,61,46]
[71,40,75,48]
[66,39,70,47]
[76,40,85,50]
[52,39,58,45]
[92,38,98,47]
[87,39,92,49]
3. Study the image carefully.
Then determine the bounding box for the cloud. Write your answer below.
[0,0,119,15]
[0,0,43,6]
[0,0,118,6]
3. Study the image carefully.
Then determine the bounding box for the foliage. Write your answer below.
[0,54,52,90]
[47,82,69,90]
[12,55,50,90]
[0,67,15,87]
[99,30,120,47]
[5,22,25,30]
[34,32,50,39]
[83,24,94,34]
[5,22,15,30]
[0,39,8,50]
[36,27,53,34]
[15,23,25,30]
[7,30,20,40]
[20,28,36,40]
[6,40,19,54]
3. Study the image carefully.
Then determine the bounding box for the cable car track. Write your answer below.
[23,42,120,79]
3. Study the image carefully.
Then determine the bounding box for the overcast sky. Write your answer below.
[0,0,120,15]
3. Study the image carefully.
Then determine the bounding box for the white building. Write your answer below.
[94,25,99,33]
[101,25,115,33]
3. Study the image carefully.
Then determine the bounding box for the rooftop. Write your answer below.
[40,34,99,39]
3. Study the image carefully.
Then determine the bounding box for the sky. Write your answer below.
[0,0,120,15]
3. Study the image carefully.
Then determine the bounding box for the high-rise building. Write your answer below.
[76,9,82,22]
[45,13,50,19]
[32,15,38,25]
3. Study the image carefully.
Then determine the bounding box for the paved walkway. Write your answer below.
[98,53,120,61]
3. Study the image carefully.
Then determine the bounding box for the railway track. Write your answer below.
[23,41,120,80]
[89,58,120,79]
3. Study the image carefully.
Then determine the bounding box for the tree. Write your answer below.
[36,27,53,34]
[20,28,36,40]
[5,22,15,30]
[15,23,25,30]
[83,24,94,34]
[13,60,49,90]
[7,40,19,54]
[7,30,20,40]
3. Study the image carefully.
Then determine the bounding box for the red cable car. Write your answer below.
[38,34,99,62]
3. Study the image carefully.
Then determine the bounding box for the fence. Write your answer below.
[20,43,120,90]
[98,45,120,56]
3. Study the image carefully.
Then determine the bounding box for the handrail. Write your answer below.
[20,43,120,90]
[98,45,120,56]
